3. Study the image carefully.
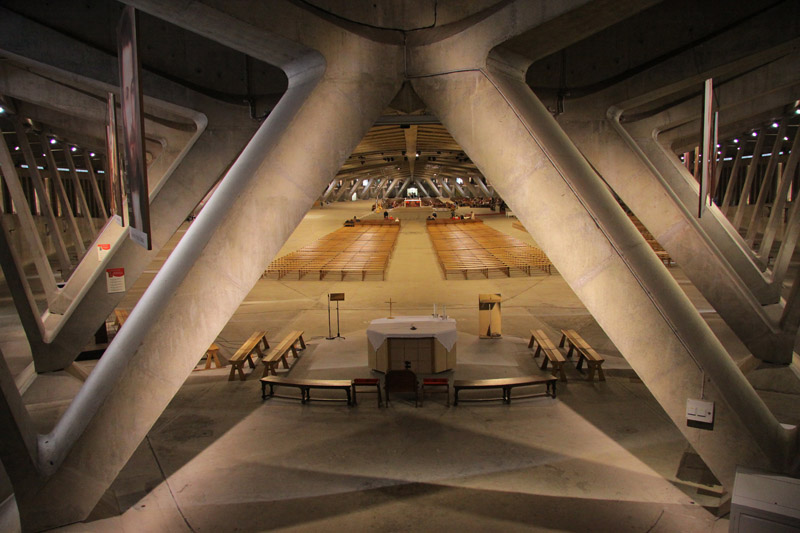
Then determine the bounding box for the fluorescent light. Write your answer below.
[89,152,95,157]
[751,131,758,137]
[0,106,5,114]
[733,138,739,143]
[70,146,77,152]
[14,146,19,151]
[49,138,57,144]
[772,122,779,128]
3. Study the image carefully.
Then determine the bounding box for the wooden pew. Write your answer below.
[559,329,606,382]
[113,309,129,330]
[260,377,352,405]
[528,329,568,381]
[453,375,557,405]
[261,330,306,377]
[228,331,269,381]
[202,343,224,369]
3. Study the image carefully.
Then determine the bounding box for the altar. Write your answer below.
[367,316,457,373]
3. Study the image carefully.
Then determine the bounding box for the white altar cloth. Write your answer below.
[367,316,457,351]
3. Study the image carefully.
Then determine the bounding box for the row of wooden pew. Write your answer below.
[264,223,400,281]
[428,220,552,279]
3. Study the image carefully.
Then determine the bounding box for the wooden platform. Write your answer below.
[264,221,400,281]
[427,219,552,279]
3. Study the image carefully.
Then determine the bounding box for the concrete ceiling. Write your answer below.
[0,0,797,200]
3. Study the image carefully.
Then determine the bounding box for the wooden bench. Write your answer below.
[352,378,382,407]
[202,343,224,370]
[260,377,352,405]
[453,375,557,404]
[228,331,269,381]
[420,377,450,407]
[528,329,567,382]
[559,329,606,382]
[261,330,306,377]
[113,309,129,330]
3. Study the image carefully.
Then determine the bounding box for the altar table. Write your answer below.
[367,316,457,373]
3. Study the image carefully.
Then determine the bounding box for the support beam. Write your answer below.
[412,58,794,491]
[62,147,97,237]
[745,123,786,246]
[720,145,744,215]
[41,136,85,257]
[12,16,403,529]
[0,132,59,305]
[12,118,71,273]
[83,152,108,221]
[580,118,790,363]
[733,132,766,230]
[759,131,800,263]
[404,125,418,178]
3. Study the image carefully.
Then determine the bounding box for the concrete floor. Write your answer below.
[2,200,799,532]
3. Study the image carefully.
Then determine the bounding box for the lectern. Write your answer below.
[479,293,502,338]
[326,293,345,340]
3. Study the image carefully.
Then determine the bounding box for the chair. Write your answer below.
[384,370,419,407]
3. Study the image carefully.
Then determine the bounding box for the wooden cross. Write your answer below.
[385,298,395,319]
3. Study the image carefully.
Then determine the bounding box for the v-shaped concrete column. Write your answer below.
[9,8,404,526]
[410,50,795,492]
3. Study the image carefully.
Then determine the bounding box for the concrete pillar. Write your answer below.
[0,133,59,305]
[358,178,374,199]
[320,178,338,202]
[425,177,442,197]
[412,59,794,491]
[13,22,403,530]
[720,146,744,214]
[733,132,765,230]
[566,119,792,363]
[745,124,786,246]
[772,193,800,286]
[758,131,800,263]
[62,147,98,237]
[41,137,85,257]
[82,152,108,221]
[12,118,72,274]
[609,116,778,303]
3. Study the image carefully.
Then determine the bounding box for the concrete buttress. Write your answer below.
[410,51,795,491]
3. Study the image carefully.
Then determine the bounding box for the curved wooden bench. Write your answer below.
[559,329,606,382]
[528,329,567,382]
[453,375,557,405]
[261,377,352,405]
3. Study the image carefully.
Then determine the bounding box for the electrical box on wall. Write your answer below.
[686,399,714,430]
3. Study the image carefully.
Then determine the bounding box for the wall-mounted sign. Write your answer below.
[97,243,111,261]
[106,267,126,293]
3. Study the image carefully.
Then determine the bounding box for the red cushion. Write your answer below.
[423,378,449,385]
[353,378,379,385]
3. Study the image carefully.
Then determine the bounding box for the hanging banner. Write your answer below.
[699,78,714,218]
[105,92,125,225]
[118,6,151,249]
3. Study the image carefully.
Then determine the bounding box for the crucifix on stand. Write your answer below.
[385,298,395,319]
